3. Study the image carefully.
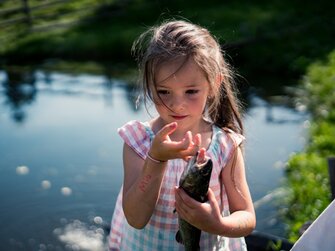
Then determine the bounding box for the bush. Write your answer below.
[284,50,335,241]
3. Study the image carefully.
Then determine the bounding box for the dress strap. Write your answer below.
[210,126,245,168]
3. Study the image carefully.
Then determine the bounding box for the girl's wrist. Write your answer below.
[147,151,167,164]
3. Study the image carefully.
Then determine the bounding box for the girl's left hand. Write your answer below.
[174,187,223,234]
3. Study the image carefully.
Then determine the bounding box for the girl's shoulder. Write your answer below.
[118,120,154,136]
[213,125,245,145]
[210,125,245,155]
[117,120,154,159]
[209,125,245,167]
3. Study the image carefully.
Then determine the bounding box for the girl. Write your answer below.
[108,20,256,250]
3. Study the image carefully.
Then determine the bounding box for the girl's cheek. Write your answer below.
[188,95,202,103]
[153,95,168,105]
[160,95,169,102]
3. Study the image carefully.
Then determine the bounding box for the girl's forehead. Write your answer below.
[155,58,207,86]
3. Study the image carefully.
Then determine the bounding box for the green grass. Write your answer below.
[283,50,335,241]
[1,0,335,79]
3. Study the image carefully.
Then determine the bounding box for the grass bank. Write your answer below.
[283,50,335,241]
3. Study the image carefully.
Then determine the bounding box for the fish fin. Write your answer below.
[175,230,184,245]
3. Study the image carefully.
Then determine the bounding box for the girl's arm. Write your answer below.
[175,146,256,237]
[219,146,256,236]
[122,143,168,229]
[122,122,200,229]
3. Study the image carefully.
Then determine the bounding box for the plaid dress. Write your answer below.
[108,120,248,251]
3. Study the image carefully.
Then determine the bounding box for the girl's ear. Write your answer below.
[208,74,222,98]
[215,73,224,87]
[209,74,223,96]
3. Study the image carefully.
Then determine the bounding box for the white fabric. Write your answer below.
[290,199,335,251]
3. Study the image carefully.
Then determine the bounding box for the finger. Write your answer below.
[177,187,200,209]
[207,188,219,209]
[175,187,185,204]
[180,146,200,160]
[175,188,191,218]
[207,187,215,201]
[174,187,184,211]
[193,133,202,148]
[156,122,177,140]
[176,187,191,208]
[177,131,202,158]
[174,186,180,203]
[182,131,193,148]
[197,148,206,163]
[168,131,193,151]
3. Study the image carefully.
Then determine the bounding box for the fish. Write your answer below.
[176,153,213,251]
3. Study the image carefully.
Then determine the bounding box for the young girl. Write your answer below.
[108,20,256,251]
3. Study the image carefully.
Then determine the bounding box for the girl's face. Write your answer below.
[153,58,211,133]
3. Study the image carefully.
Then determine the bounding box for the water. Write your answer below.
[0,68,308,250]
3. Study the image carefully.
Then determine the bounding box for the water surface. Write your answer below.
[0,68,307,250]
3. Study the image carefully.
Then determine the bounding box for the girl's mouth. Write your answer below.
[171,115,187,120]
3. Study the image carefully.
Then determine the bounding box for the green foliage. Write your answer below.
[284,50,335,241]
[309,122,335,155]
[301,51,335,121]
[266,239,285,251]
[1,0,335,78]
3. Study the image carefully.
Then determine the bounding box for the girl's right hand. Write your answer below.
[148,122,201,162]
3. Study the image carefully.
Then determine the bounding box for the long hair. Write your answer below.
[132,20,244,136]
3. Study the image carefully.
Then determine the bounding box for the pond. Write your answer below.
[0,66,308,250]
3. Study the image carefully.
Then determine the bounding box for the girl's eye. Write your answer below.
[157,90,170,95]
[186,90,199,95]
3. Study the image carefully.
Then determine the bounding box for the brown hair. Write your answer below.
[132,20,244,136]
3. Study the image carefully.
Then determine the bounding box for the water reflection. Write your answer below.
[0,68,149,126]
[0,66,308,249]
[1,67,303,125]
[250,95,306,124]
[1,67,37,123]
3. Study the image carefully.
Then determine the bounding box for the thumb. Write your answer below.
[207,188,219,208]
[156,122,177,140]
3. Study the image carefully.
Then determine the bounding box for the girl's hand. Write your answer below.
[149,122,201,161]
[175,187,223,234]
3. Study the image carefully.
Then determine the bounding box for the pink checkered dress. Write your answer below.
[108,120,248,251]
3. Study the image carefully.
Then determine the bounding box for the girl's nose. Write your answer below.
[169,95,185,112]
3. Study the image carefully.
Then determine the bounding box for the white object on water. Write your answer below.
[57,220,105,251]
[16,165,29,175]
[61,187,72,196]
[93,216,103,225]
[41,180,51,189]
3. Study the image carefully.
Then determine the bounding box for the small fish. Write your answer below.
[176,152,213,251]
